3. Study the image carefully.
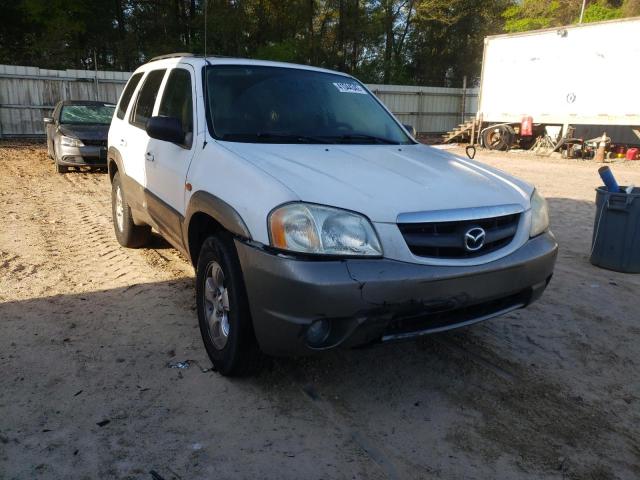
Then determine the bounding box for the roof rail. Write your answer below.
[148,52,238,63]
[149,52,196,62]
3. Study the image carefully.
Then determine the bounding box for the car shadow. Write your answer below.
[146,231,176,250]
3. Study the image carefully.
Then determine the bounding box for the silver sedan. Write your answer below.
[44,101,115,173]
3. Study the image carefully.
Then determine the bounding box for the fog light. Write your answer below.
[306,319,330,347]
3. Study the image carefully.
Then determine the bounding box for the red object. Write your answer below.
[626,148,639,160]
[520,116,533,136]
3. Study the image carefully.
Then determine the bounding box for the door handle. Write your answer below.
[119,138,127,147]
[145,152,155,162]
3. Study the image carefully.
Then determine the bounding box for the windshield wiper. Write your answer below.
[330,134,398,145]
[221,132,330,144]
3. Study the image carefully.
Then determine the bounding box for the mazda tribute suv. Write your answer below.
[108,54,557,376]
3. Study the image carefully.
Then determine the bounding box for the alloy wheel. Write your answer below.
[203,261,230,350]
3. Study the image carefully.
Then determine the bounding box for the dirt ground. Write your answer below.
[1,142,639,480]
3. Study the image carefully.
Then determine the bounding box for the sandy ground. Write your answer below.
[1,142,639,480]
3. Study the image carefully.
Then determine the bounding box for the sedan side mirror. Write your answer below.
[402,124,416,137]
[146,116,184,144]
[43,117,54,124]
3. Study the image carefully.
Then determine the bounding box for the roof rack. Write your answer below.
[149,52,196,62]
[148,52,235,62]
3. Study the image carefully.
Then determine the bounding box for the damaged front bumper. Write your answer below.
[58,144,107,167]
[235,232,558,356]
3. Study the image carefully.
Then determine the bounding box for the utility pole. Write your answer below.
[579,0,587,23]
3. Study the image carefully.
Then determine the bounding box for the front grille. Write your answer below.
[81,139,107,147]
[398,213,520,259]
[382,290,529,340]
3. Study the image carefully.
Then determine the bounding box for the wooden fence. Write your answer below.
[368,83,478,134]
[0,64,477,137]
[0,65,129,138]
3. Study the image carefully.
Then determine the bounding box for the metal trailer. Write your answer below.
[475,17,640,154]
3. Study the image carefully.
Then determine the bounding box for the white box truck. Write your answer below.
[475,17,640,152]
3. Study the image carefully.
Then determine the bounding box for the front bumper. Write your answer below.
[235,232,558,356]
[58,145,107,167]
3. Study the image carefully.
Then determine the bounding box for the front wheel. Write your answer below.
[111,172,151,248]
[55,160,68,174]
[196,234,259,376]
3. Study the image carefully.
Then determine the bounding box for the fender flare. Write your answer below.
[184,190,252,240]
[107,146,124,182]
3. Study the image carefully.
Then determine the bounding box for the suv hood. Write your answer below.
[221,142,533,223]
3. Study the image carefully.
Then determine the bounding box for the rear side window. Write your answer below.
[158,68,193,148]
[116,73,143,120]
[130,69,166,128]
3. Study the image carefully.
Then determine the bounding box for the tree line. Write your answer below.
[0,0,638,86]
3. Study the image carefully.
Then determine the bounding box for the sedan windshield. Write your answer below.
[60,105,115,125]
[205,65,413,145]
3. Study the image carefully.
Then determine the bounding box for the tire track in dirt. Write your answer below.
[0,251,39,280]
[2,145,191,299]
[56,200,149,289]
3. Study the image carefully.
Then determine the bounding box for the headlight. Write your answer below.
[269,203,382,256]
[530,189,549,237]
[60,135,84,147]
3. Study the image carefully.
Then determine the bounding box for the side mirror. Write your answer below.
[402,124,416,137]
[146,116,184,144]
[43,117,54,124]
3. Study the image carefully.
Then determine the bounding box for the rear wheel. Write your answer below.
[196,234,260,376]
[111,172,151,248]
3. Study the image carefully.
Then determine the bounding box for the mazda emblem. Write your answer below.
[464,227,486,252]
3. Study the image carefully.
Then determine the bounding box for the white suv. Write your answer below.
[108,54,557,376]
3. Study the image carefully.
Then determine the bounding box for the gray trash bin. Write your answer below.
[590,186,640,273]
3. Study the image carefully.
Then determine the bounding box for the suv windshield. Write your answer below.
[60,104,115,125]
[205,65,413,145]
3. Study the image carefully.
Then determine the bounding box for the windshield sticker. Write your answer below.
[333,82,367,94]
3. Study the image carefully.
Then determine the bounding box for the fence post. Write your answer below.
[417,91,424,134]
[94,50,99,101]
[460,75,467,124]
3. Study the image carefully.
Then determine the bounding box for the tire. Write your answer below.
[111,172,151,248]
[196,234,260,376]
[52,147,68,173]
[55,160,68,174]
[482,125,515,151]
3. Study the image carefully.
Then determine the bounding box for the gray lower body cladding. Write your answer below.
[235,232,558,356]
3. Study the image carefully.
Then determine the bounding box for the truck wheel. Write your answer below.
[111,172,151,248]
[196,234,259,376]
